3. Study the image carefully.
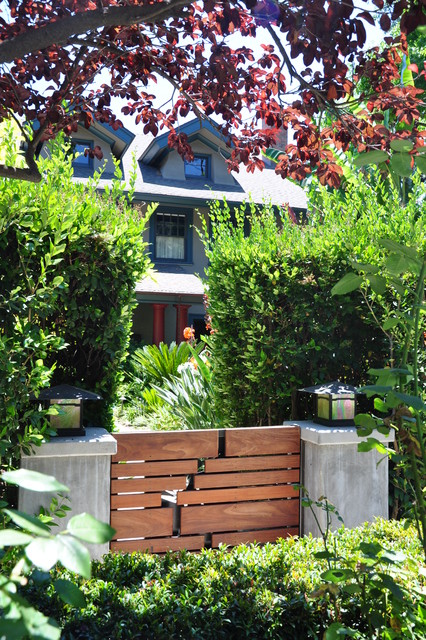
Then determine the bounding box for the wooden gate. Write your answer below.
[110,425,300,553]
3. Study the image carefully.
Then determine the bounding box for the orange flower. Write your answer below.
[183,326,195,341]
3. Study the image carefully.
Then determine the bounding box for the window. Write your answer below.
[70,140,93,174]
[184,154,210,179]
[152,210,192,262]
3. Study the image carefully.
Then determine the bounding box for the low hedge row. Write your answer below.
[26,519,424,639]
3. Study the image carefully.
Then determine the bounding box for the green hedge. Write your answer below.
[202,174,426,427]
[25,520,424,639]
[0,130,152,472]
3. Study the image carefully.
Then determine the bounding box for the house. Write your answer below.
[63,118,307,345]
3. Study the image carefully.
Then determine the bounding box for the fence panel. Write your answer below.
[111,425,300,553]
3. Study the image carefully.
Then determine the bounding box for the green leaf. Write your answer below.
[53,579,87,608]
[67,513,115,544]
[354,413,378,430]
[415,155,426,174]
[57,535,91,579]
[262,148,285,163]
[389,153,413,177]
[382,317,399,330]
[349,261,379,274]
[353,151,388,167]
[374,398,388,413]
[0,530,33,547]
[390,139,414,153]
[358,438,393,455]
[25,537,60,571]
[331,273,363,295]
[392,391,426,412]
[4,509,51,536]
[378,238,419,260]
[321,568,354,583]
[359,385,392,397]
[2,469,69,493]
[366,274,387,295]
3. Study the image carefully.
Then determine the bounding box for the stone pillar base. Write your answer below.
[19,428,117,560]
[285,420,394,537]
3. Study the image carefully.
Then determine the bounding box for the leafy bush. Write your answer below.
[201,173,425,427]
[153,346,217,430]
[0,128,152,472]
[117,340,210,430]
[0,469,114,640]
[25,520,425,639]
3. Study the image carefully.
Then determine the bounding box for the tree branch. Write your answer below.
[0,0,191,64]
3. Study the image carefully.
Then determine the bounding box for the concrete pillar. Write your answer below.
[19,428,117,560]
[174,303,191,343]
[152,303,168,345]
[286,420,395,537]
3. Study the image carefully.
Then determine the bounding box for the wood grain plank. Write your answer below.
[111,536,205,554]
[193,469,299,489]
[204,454,300,473]
[111,476,187,494]
[111,460,198,478]
[211,527,299,548]
[225,426,300,457]
[180,499,299,535]
[111,493,162,510]
[177,484,299,505]
[111,508,173,540]
[113,431,218,463]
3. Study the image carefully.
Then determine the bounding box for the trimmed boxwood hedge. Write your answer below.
[25,519,425,639]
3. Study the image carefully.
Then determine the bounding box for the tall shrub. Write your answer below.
[0,128,152,474]
[202,172,425,428]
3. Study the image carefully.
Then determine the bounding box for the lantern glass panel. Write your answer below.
[317,396,330,420]
[50,399,81,431]
[331,394,355,421]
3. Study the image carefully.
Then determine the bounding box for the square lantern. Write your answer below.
[36,384,102,436]
[299,381,360,427]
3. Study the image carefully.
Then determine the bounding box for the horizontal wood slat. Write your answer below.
[180,500,299,535]
[111,493,162,510]
[111,508,173,540]
[193,469,299,490]
[177,484,299,505]
[211,527,298,548]
[111,476,187,494]
[113,431,218,463]
[110,427,301,554]
[225,426,300,457]
[111,535,205,554]
[204,454,300,474]
[111,459,198,478]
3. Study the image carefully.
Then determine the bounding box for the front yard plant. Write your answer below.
[24,519,425,639]
[0,127,152,475]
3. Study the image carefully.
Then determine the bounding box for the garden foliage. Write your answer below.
[0,468,114,639]
[202,173,426,428]
[25,519,425,639]
[0,127,152,474]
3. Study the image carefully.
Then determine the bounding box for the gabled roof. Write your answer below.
[140,119,230,165]
[125,120,306,210]
[88,120,135,158]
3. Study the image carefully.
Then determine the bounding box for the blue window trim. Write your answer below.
[184,154,211,180]
[71,139,94,176]
[149,207,193,264]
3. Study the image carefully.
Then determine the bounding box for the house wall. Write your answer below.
[160,140,235,186]
[132,300,205,345]
[140,204,209,278]
[40,125,116,174]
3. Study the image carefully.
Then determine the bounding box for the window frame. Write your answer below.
[70,139,94,175]
[184,154,211,180]
[150,208,193,264]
